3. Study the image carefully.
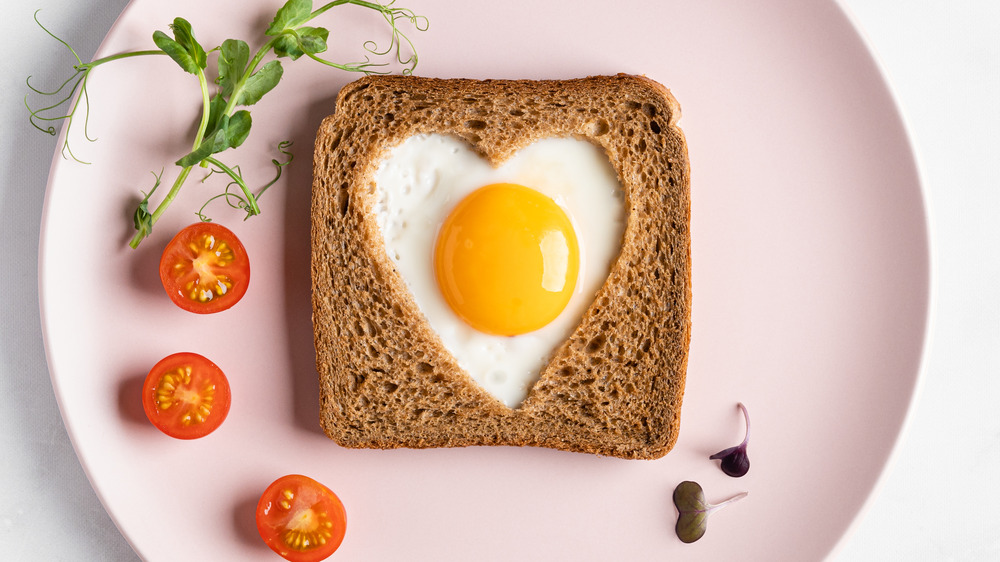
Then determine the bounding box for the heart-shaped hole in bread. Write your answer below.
[370,133,625,408]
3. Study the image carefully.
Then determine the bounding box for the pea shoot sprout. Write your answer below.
[26,0,428,248]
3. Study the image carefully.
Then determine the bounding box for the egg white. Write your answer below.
[373,134,625,408]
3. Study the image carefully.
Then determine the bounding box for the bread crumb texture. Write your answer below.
[311,74,691,459]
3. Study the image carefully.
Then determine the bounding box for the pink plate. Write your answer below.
[39,0,929,560]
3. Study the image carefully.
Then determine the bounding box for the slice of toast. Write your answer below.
[311,74,690,459]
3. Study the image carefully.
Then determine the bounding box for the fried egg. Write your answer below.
[373,134,625,408]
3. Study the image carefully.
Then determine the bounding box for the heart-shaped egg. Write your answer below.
[372,134,625,407]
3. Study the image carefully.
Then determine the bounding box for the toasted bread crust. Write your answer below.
[311,74,690,459]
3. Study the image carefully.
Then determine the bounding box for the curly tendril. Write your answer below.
[25,10,96,163]
[365,2,428,75]
[308,0,427,75]
[26,10,166,163]
[196,141,295,222]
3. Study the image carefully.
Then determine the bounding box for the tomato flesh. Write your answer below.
[141,352,231,439]
[159,222,250,314]
[256,474,347,562]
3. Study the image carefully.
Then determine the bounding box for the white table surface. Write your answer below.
[1,1,996,560]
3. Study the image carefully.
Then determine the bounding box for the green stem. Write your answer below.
[203,156,261,215]
[310,0,352,19]
[192,69,212,149]
[312,0,385,20]
[128,164,194,248]
[127,68,212,248]
[304,51,373,72]
[85,50,166,69]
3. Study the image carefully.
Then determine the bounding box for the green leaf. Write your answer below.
[297,26,329,55]
[152,18,207,74]
[673,481,710,543]
[132,171,162,239]
[175,134,216,167]
[176,109,253,167]
[169,18,206,69]
[235,60,283,106]
[226,110,252,148]
[133,201,153,239]
[206,115,232,153]
[271,34,304,60]
[204,93,227,136]
[266,0,313,35]
[176,123,228,167]
[672,481,747,544]
[153,30,200,74]
[217,39,250,98]
[272,27,328,60]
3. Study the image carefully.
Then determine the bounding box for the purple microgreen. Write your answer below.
[710,402,751,477]
[672,481,748,543]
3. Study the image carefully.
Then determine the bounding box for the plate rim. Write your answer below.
[35,0,934,559]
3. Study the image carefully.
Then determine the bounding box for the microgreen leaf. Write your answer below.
[132,170,162,240]
[270,25,329,60]
[271,34,306,60]
[152,18,207,74]
[204,93,227,136]
[235,60,283,106]
[217,39,250,98]
[297,26,330,55]
[168,18,206,70]
[710,402,751,477]
[225,110,252,149]
[176,109,251,168]
[152,31,200,74]
[266,0,313,35]
[672,481,748,544]
[176,125,227,167]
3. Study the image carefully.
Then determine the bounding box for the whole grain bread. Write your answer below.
[311,74,690,459]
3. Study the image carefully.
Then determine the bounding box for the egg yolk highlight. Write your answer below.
[434,183,580,336]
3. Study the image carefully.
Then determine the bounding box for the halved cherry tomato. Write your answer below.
[141,352,231,439]
[256,474,347,562]
[159,222,250,314]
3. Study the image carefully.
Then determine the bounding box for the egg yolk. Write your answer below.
[434,183,580,336]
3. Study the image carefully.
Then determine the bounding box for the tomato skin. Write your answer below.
[159,222,250,314]
[141,352,231,439]
[256,474,347,562]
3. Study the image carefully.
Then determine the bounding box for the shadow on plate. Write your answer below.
[121,210,167,298]
[117,373,151,428]
[282,91,345,438]
[232,489,269,551]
